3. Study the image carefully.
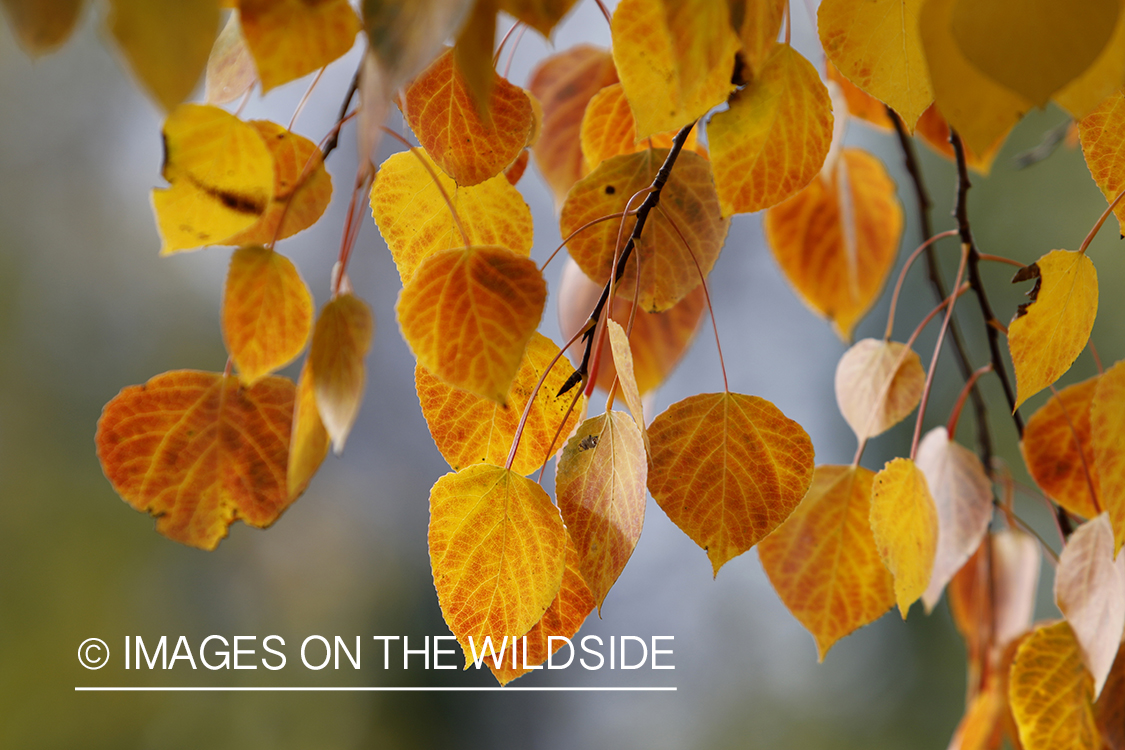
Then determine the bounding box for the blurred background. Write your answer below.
[1,2,1121,748]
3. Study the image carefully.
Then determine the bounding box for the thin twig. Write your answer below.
[322,62,362,160]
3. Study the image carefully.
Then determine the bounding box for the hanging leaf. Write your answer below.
[947,678,1008,750]
[504,149,530,185]
[913,104,1005,176]
[834,339,925,443]
[205,13,258,105]
[309,293,374,453]
[95,370,296,550]
[1,0,84,55]
[1091,360,1125,553]
[1099,648,1125,750]
[647,392,815,576]
[452,0,499,120]
[758,465,895,660]
[1054,5,1125,120]
[1080,90,1125,235]
[497,0,578,37]
[579,83,702,172]
[605,320,646,440]
[287,361,329,501]
[870,457,939,618]
[727,0,785,78]
[239,0,361,92]
[825,61,894,132]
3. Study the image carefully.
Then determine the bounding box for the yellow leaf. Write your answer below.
[648,392,815,576]
[428,464,566,667]
[239,0,361,92]
[1054,0,1125,119]
[913,103,1006,176]
[763,148,903,341]
[414,332,585,476]
[825,61,894,132]
[1008,250,1099,410]
[560,148,729,312]
[834,339,926,443]
[287,361,329,500]
[579,82,703,173]
[106,0,220,111]
[370,149,533,285]
[1010,621,1100,750]
[557,411,647,610]
[1022,375,1102,520]
[610,0,739,138]
[1,0,84,55]
[728,0,785,78]
[95,370,296,550]
[309,293,374,453]
[758,465,895,660]
[205,13,257,105]
[708,43,834,216]
[818,0,932,129]
[1079,90,1125,235]
[152,104,274,254]
[605,320,646,441]
[222,246,314,385]
[396,246,546,403]
[870,457,938,617]
[1092,360,1125,553]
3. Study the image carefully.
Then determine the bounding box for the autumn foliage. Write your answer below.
[8,0,1125,742]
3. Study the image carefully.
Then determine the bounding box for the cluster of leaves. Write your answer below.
[5,0,1125,743]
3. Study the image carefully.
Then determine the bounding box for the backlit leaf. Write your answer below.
[415,332,585,476]
[397,245,546,403]
[222,246,314,385]
[205,13,257,105]
[152,104,274,254]
[1054,3,1125,120]
[1008,250,1099,410]
[428,464,566,667]
[504,149,529,185]
[309,293,374,453]
[579,82,703,172]
[1092,360,1125,553]
[825,61,893,132]
[763,148,903,341]
[610,0,739,138]
[95,370,296,550]
[708,43,834,216]
[287,361,329,501]
[605,320,646,438]
[402,48,535,186]
[758,465,895,660]
[1079,91,1125,234]
[835,339,926,443]
[1009,621,1099,750]
[870,457,939,617]
[916,427,994,613]
[728,0,784,78]
[913,104,1005,176]
[1,0,84,55]
[556,410,647,610]
[560,149,729,312]
[369,148,533,285]
[239,0,361,93]
[648,392,815,576]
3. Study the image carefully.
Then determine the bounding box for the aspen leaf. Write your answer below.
[728,0,785,79]
[487,530,594,685]
[1022,375,1102,521]
[916,427,994,613]
[579,83,703,172]
[947,678,1007,750]
[647,392,815,576]
[1055,513,1125,698]
[452,0,500,123]
[818,0,932,130]
[1054,3,1125,120]
[605,320,646,439]
[239,0,361,93]
[870,457,939,618]
[414,332,585,477]
[1099,648,1125,750]
[369,149,533,285]
[560,148,729,312]
[309,293,374,453]
[835,339,926,444]
[1,0,84,55]
[1009,621,1100,750]
[95,370,296,551]
[106,0,220,111]
[287,361,329,501]
[498,0,578,37]
[428,464,566,667]
[825,61,893,132]
[504,149,530,186]
[1079,91,1125,234]
[913,104,1005,176]
[527,45,619,206]
[205,13,257,105]
[152,104,274,254]
[610,0,739,138]
[708,44,834,216]
[556,410,647,611]
[1008,250,1099,410]
[763,148,903,341]
[402,49,535,186]
[222,245,314,386]
[396,246,546,403]
[758,465,895,661]
[1092,361,1125,553]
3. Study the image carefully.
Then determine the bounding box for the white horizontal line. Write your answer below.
[75,686,677,692]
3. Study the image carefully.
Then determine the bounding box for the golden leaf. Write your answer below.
[309,293,374,453]
[240,0,361,92]
[870,457,938,617]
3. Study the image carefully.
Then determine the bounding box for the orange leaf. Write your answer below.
[415,332,585,477]
[834,339,926,443]
[825,61,893,132]
[309,293,374,453]
[560,148,729,312]
[369,148,533,285]
[1008,250,1099,410]
[1098,647,1125,750]
[647,392,815,576]
[1022,374,1102,520]
[1,0,84,55]
[870,457,938,617]
[287,361,329,501]
[948,673,1008,750]
[1009,621,1100,750]
[763,148,903,341]
[205,13,257,105]
[497,0,578,36]
[402,48,535,186]
[605,320,646,441]
[95,370,296,550]
[913,104,1006,176]
[504,149,530,185]
[579,82,703,172]
[758,465,895,660]
[728,0,784,79]
[397,245,546,403]
[222,245,313,385]
[428,464,566,667]
[239,0,360,92]
[1080,90,1125,236]
[708,43,833,216]
[1092,360,1125,553]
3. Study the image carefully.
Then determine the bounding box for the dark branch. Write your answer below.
[321,63,361,160]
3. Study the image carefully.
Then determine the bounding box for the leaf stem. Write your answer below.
[976,253,1025,269]
[884,229,959,340]
[289,66,327,131]
[333,165,374,296]
[1078,185,1125,255]
[321,61,362,161]
[594,0,613,26]
[541,210,639,271]
[947,364,992,439]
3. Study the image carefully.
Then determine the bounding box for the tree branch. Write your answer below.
[321,63,362,160]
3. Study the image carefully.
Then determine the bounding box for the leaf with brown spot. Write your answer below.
[240,0,361,92]
[1,0,84,55]
[647,392,815,576]
[309,293,374,453]
[870,457,938,618]
[287,361,329,500]
[834,339,926,444]
[1092,360,1125,553]
[205,13,257,105]
[579,82,703,173]
[95,370,296,550]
